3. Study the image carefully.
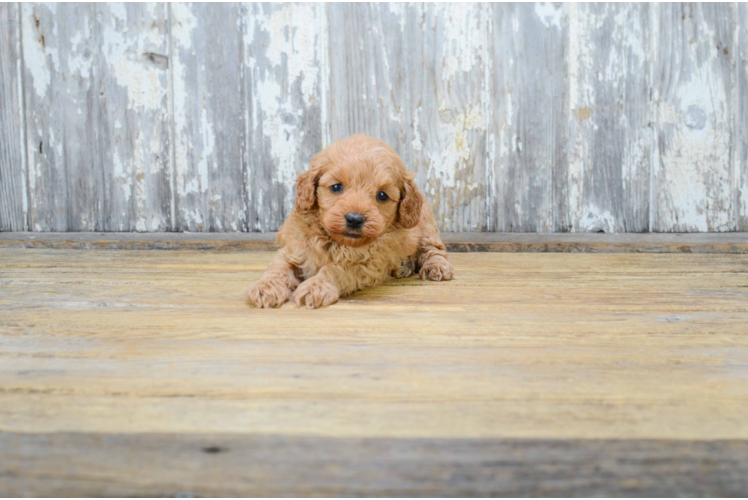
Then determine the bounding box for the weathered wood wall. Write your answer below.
[0,3,745,233]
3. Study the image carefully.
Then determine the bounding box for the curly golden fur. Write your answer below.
[246,134,454,309]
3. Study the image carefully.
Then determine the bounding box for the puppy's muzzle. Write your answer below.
[345,212,366,231]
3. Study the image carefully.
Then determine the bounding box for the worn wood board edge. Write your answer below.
[0,232,279,252]
[1,232,748,253]
[1,432,747,497]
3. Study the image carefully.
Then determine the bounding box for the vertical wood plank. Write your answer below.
[21,3,173,232]
[564,3,652,233]
[0,3,27,231]
[328,4,490,232]
[170,3,244,232]
[327,4,409,149]
[21,4,100,231]
[243,3,326,232]
[652,3,737,232]
[738,3,748,231]
[96,4,172,231]
[486,3,568,232]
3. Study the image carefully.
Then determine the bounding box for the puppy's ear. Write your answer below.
[398,174,423,229]
[294,153,325,214]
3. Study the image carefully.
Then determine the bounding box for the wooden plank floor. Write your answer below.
[1,248,748,496]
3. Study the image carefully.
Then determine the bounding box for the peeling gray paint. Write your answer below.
[0,2,744,233]
[566,3,651,233]
[170,2,245,232]
[244,3,326,232]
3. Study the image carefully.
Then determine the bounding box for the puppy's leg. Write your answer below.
[417,239,454,281]
[292,265,346,309]
[416,214,454,282]
[246,252,299,308]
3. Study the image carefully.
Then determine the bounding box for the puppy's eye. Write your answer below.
[330,183,343,193]
[376,191,389,202]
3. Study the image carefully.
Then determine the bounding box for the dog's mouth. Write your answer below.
[323,221,377,247]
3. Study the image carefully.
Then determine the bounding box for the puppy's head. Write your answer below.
[294,135,422,247]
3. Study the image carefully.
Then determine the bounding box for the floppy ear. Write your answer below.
[294,154,325,214]
[398,174,423,229]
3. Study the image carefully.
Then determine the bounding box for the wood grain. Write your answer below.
[21,4,99,231]
[1,249,747,440]
[170,3,245,232]
[327,4,407,150]
[243,3,327,232]
[2,231,748,253]
[653,3,738,232]
[96,3,173,232]
[567,3,652,233]
[738,3,748,231]
[0,3,26,232]
[2,433,748,497]
[4,3,747,233]
[18,4,173,232]
[329,4,490,232]
[1,248,748,494]
[487,3,567,232]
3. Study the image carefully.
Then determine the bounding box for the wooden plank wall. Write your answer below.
[0,3,26,231]
[0,3,745,233]
[738,2,748,231]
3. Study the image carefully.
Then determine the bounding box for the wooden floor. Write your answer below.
[1,246,748,496]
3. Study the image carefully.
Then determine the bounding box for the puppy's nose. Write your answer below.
[345,212,366,229]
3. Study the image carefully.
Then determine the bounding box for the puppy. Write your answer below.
[246,134,454,309]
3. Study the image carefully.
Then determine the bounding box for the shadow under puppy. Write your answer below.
[246,134,454,309]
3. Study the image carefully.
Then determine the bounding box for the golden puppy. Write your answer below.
[246,134,454,309]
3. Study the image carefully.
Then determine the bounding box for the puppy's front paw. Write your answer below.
[419,256,454,282]
[293,277,339,309]
[392,256,416,279]
[246,279,291,309]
